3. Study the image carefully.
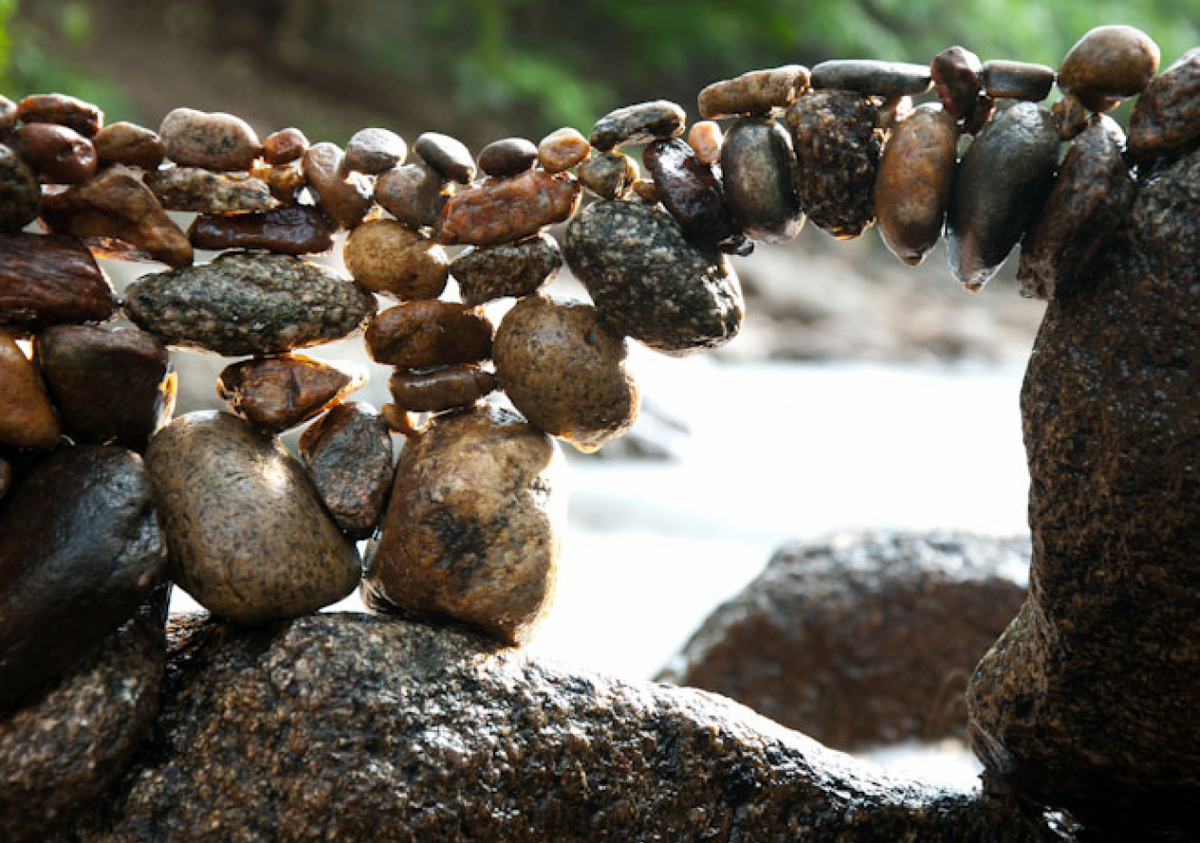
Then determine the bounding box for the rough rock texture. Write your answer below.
[62,613,1056,843]
[967,145,1200,841]
[298,401,394,539]
[1127,47,1200,161]
[660,532,1029,750]
[0,231,116,336]
[450,232,561,306]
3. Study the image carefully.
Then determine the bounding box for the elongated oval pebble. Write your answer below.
[477,136,538,177]
[188,204,334,255]
[345,127,407,174]
[146,167,274,213]
[159,107,261,171]
[217,354,363,434]
[698,65,810,119]
[644,138,741,250]
[344,218,449,299]
[721,116,804,242]
[16,93,103,137]
[1058,25,1160,112]
[874,103,959,265]
[92,121,165,168]
[413,131,475,183]
[438,170,580,246]
[811,59,932,98]
[981,60,1056,101]
[0,232,115,336]
[388,364,497,413]
[366,300,493,368]
[450,232,562,306]
[13,123,97,184]
[537,127,590,173]
[589,100,686,151]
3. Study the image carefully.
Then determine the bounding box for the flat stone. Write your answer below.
[123,250,376,355]
[146,167,275,213]
[494,294,638,452]
[387,364,497,413]
[159,107,261,171]
[947,102,1060,290]
[0,445,167,709]
[438,170,581,246]
[261,127,309,165]
[980,60,1056,101]
[11,122,97,184]
[931,46,984,122]
[301,142,371,230]
[91,121,164,169]
[216,354,363,434]
[576,150,639,199]
[589,99,686,151]
[810,59,932,98]
[373,160,447,228]
[345,127,407,174]
[536,126,590,173]
[412,131,475,183]
[1017,116,1135,300]
[0,329,60,450]
[0,232,115,335]
[0,145,41,232]
[16,92,103,137]
[298,401,393,539]
[1058,24,1160,112]
[564,200,744,355]
[697,64,810,119]
[450,232,562,306]
[365,300,493,368]
[1128,47,1200,161]
[643,137,743,252]
[363,404,565,644]
[187,204,334,255]
[33,325,174,451]
[343,218,449,300]
[478,136,538,177]
[720,116,805,243]
[145,410,360,624]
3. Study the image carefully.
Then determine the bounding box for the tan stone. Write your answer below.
[344,218,449,300]
[0,329,61,449]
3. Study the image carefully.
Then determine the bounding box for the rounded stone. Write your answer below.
[0,446,167,710]
[33,324,175,451]
[302,142,372,230]
[345,127,407,174]
[576,151,639,200]
[146,167,275,214]
[344,218,449,300]
[980,60,1056,101]
[721,116,804,242]
[159,107,261,171]
[589,99,686,151]
[0,328,61,450]
[1058,25,1160,112]
[537,127,590,174]
[643,137,742,251]
[494,294,638,452]
[413,131,476,183]
[931,46,983,122]
[188,204,334,255]
[387,365,498,414]
[145,410,361,624]
[1127,47,1200,161]
[92,121,165,169]
[374,161,447,229]
[687,120,724,165]
[12,122,97,184]
[697,65,810,119]
[362,404,566,645]
[450,232,562,306]
[216,354,364,434]
[438,170,581,246]
[810,60,932,98]
[299,401,394,540]
[874,103,959,266]
[262,127,309,165]
[478,136,538,177]
[564,200,744,355]
[0,232,115,335]
[0,145,41,232]
[16,92,103,137]
[365,300,493,368]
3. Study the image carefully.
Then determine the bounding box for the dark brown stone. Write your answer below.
[589,99,686,151]
[1057,25,1160,112]
[302,142,371,230]
[387,364,497,413]
[576,150,639,200]
[0,328,61,450]
[92,121,165,169]
[643,138,743,252]
[298,402,393,539]
[187,204,334,255]
[0,94,15,135]
[216,354,362,434]
[1127,47,1200,162]
[810,60,932,98]
[16,92,103,137]
[33,325,174,451]
[697,65,810,119]
[438,170,581,246]
[0,232,115,335]
[0,145,41,232]
[720,116,806,243]
[12,122,97,184]
[365,300,493,368]
[413,131,476,183]
[980,60,1056,101]
[0,457,10,504]
[261,127,309,165]
[343,218,449,300]
[373,160,448,229]
[931,46,984,122]
[450,232,562,306]
[477,136,538,177]
[146,166,275,213]
[159,107,261,171]
[345,127,407,174]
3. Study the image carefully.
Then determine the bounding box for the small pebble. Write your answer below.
[188,204,334,254]
[963,93,996,135]
[722,115,805,242]
[413,131,476,183]
[365,300,493,368]
[1128,48,1200,161]
[981,60,1056,101]
[876,95,913,131]
[253,162,306,202]
[302,142,372,230]
[0,328,61,450]
[1058,25,1160,112]
[0,95,17,135]
[577,150,639,200]
[123,250,376,355]
[92,121,165,169]
[0,231,116,335]
[478,136,538,177]
[217,354,364,434]
[643,137,741,250]
[687,120,724,166]
[298,402,394,539]
[697,64,811,119]
[810,60,932,98]
[439,169,581,246]
[345,127,407,174]
[159,107,261,171]
[589,99,687,151]
[388,364,497,413]
[374,160,448,229]
[12,122,97,184]
[33,325,174,451]
[931,46,983,122]
[262,127,309,165]
[631,178,659,203]
[145,411,360,624]
[0,145,40,232]
[16,92,103,137]
[537,127,590,173]
[1052,94,1090,140]
[146,167,275,213]
[344,218,449,300]
[450,232,563,306]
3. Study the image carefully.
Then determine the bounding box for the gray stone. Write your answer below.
[159,107,261,171]
[299,402,394,540]
[450,231,562,306]
[373,161,447,229]
[589,99,686,151]
[810,59,932,98]
[721,116,804,243]
[413,131,476,183]
[345,127,407,174]
[980,61,1056,101]
[576,150,638,199]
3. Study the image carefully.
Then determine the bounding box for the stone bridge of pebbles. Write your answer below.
[1,23,1199,843]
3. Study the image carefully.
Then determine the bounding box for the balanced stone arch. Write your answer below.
[1,23,1199,842]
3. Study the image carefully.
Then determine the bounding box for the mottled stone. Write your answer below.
[387,364,498,413]
[931,46,984,122]
[1128,47,1200,161]
[1058,25,1160,112]
[697,64,810,119]
[11,122,97,183]
[373,160,447,229]
[576,150,639,200]
[344,218,449,300]
[0,144,41,232]
[0,446,167,709]
[33,325,175,451]
[787,91,882,239]
[644,138,744,252]
[980,60,1056,101]
[123,250,376,355]
[1017,116,1134,300]
[536,126,590,173]
[345,127,407,174]
[721,116,804,242]
[0,593,166,843]
[302,142,371,230]
[261,127,309,165]
[363,405,565,644]
[494,294,638,452]
[947,102,1060,290]
[92,121,164,169]
[146,167,275,213]
[0,232,115,335]
[478,136,538,177]
[810,60,932,98]
[16,92,103,137]
[159,107,261,171]
[661,532,1028,750]
[0,328,61,449]
[188,204,334,255]
[874,103,959,266]
[565,200,743,354]
[217,354,363,434]
[439,170,580,246]
[413,131,476,183]
[450,232,562,306]
[687,119,723,165]
[365,300,493,368]
[298,401,393,539]
[39,165,193,267]
[145,411,360,624]
[968,145,1200,840]
[589,99,686,151]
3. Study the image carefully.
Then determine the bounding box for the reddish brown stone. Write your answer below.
[16,93,103,137]
[12,123,97,184]
[537,127,589,174]
[302,142,371,230]
[262,127,309,165]
[931,46,983,122]
[92,121,165,169]
[365,301,493,368]
[687,120,723,165]
[439,170,581,246]
[188,204,333,255]
[216,354,364,434]
[0,232,116,335]
[387,365,497,413]
[298,402,394,539]
[0,328,61,450]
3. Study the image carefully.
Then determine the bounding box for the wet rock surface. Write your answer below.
[0,231,115,335]
[0,328,62,449]
[298,401,393,539]
[1057,25,1159,113]
[387,364,497,414]
[302,142,371,230]
[1127,47,1200,161]
[931,46,984,123]
[345,127,406,174]
[576,150,638,199]
[92,121,165,168]
[0,144,40,231]
[11,122,97,184]
[720,116,803,243]
[365,300,493,368]
[438,169,581,246]
[697,64,810,119]
[16,92,103,138]
[810,60,932,98]
[477,136,538,177]
[344,218,449,300]
[661,532,1028,750]
[643,137,741,250]
[589,99,686,151]
[536,126,590,173]
[188,203,334,254]
[412,131,476,183]
[216,354,360,433]
[450,232,561,306]
[373,160,447,229]
[980,61,1056,101]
